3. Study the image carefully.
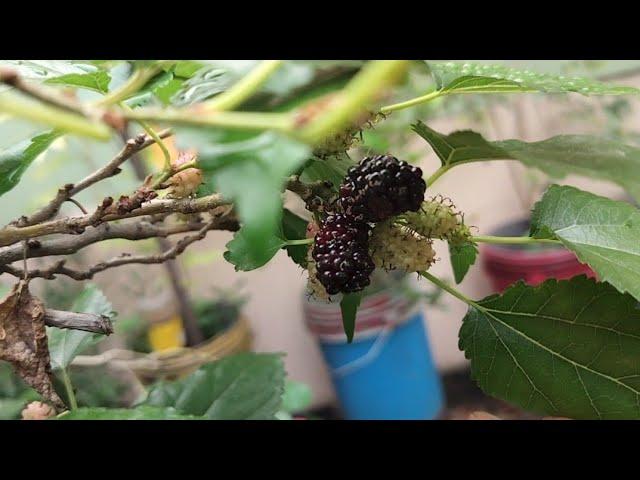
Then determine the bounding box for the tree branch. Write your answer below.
[14,128,173,227]
[1,211,230,281]
[44,309,114,335]
[0,193,229,248]
[0,216,235,265]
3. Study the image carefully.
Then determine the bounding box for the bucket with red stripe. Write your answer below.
[304,273,444,420]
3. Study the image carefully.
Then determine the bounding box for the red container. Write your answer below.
[481,219,595,292]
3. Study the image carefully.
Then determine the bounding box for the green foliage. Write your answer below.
[143,352,286,420]
[340,293,362,343]
[282,208,310,268]
[57,406,198,420]
[280,380,313,414]
[192,130,310,269]
[531,185,640,301]
[459,276,640,419]
[449,242,478,284]
[414,121,640,201]
[45,70,111,93]
[0,130,60,198]
[48,284,114,370]
[0,363,38,419]
[299,153,356,193]
[0,61,100,92]
[428,61,640,96]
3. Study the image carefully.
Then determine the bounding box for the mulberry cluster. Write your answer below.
[338,155,426,223]
[309,155,428,297]
[311,214,374,295]
[369,221,436,273]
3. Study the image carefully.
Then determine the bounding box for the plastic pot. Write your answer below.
[481,218,595,292]
[303,275,444,420]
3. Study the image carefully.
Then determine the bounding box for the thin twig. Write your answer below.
[0,193,228,247]
[14,128,173,227]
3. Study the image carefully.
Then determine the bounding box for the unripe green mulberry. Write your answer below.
[400,197,471,245]
[369,221,436,273]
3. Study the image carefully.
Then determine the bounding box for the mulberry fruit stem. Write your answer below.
[121,102,172,171]
[380,89,443,114]
[59,367,77,410]
[471,235,561,246]
[285,238,314,246]
[0,90,111,140]
[425,164,455,187]
[94,61,176,107]
[203,60,284,112]
[300,61,411,145]
[418,270,477,308]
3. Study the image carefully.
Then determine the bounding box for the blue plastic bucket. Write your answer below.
[304,288,445,420]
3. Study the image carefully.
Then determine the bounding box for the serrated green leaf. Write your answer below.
[56,406,199,420]
[196,131,309,270]
[0,130,60,198]
[449,242,478,284]
[223,229,285,271]
[414,121,640,200]
[412,122,504,168]
[282,208,310,268]
[530,185,640,301]
[48,284,114,370]
[45,70,111,93]
[340,293,361,343]
[442,75,534,95]
[428,61,639,96]
[459,276,640,419]
[143,352,286,420]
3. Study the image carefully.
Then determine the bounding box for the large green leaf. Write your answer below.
[197,131,310,270]
[449,242,478,284]
[459,276,640,419]
[45,70,111,93]
[428,61,640,96]
[530,185,640,301]
[0,130,60,198]
[48,284,114,370]
[413,121,640,200]
[143,352,286,420]
[57,406,198,420]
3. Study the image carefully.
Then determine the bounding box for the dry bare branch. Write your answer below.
[0,193,230,247]
[43,309,114,335]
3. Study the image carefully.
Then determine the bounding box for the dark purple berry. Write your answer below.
[311,214,374,295]
[337,155,426,222]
